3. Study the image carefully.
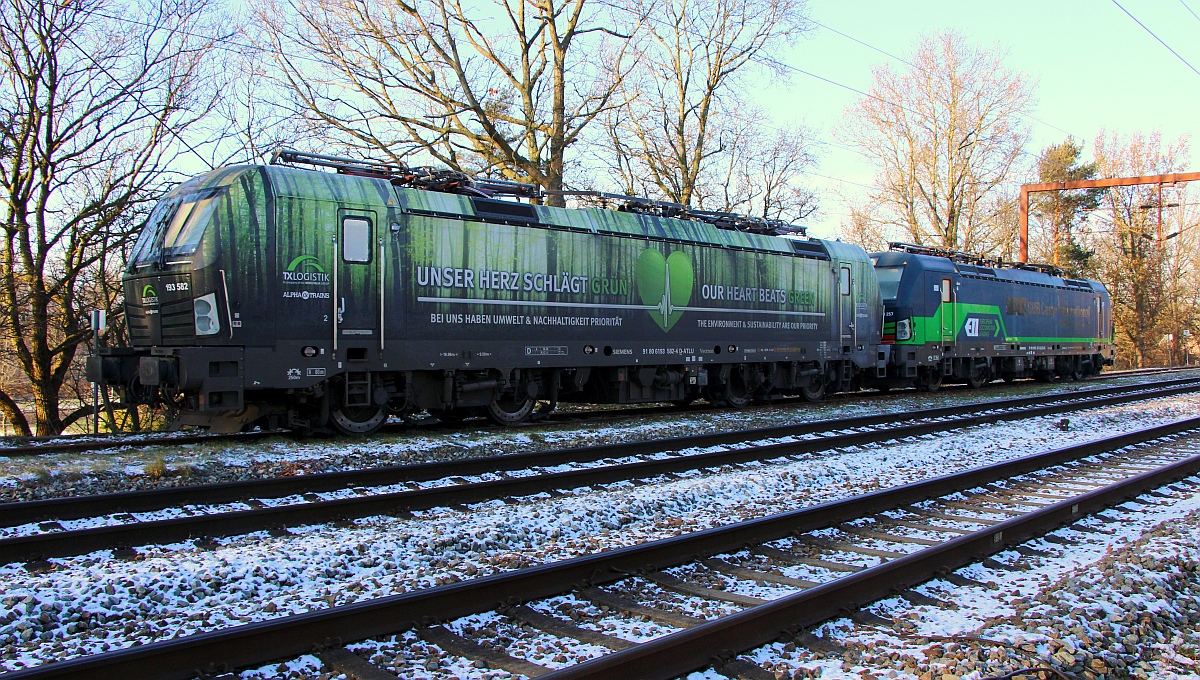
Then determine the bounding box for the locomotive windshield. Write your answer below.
[875,267,903,299]
[129,187,224,269]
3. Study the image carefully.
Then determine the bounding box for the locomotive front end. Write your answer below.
[88,167,265,431]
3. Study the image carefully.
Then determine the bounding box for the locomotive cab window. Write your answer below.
[941,278,952,303]
[875,267,902,299]
[840,267,851,295]
[342,217,371,263]
[130,187,225,267]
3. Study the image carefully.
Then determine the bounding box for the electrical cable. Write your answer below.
[593,0,1051,178]
[1112,0,1200,79]
[87,1,1057,207]
[58,19,215,170]
[806,18,1079,140]
[1180,0,1200,25]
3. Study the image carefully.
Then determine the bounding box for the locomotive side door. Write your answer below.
[839,264,853,352]
[334,210,380,355]
[939,276,955,345]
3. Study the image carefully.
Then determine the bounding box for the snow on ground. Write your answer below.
[2,370,1195,502]
[733,481,1200,680]
[3,393,1200,673]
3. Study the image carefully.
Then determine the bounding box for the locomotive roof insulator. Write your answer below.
[887,241,1063,277]
[552,190,807,237]
[270,148,544,201]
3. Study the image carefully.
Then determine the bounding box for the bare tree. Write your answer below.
[841,197,890,252]
[1086,131,1194,368]
[256,0,635,206]
[711,124,817,221]
[840,32,1034,253]
[0,0,222,435]
[601,0,808,207]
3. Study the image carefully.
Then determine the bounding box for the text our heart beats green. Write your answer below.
[636,248,694,331]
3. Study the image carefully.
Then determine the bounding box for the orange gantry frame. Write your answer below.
[1018,171,1200,262]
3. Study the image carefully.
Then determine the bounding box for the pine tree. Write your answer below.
[1032,139,1103,276]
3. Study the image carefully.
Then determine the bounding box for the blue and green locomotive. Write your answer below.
[873,243,1113,390]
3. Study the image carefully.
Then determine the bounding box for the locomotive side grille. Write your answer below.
[161,299,196,341]
[127,305,154,345]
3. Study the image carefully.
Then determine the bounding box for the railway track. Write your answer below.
[6,414,1200,679]
[2,377,1199,567]
[1,367,1192,457]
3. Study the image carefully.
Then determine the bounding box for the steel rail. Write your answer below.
[5,377,1197,529]
[540,431,1200,679]
[0,431,279,459]
[5,416,1199,680]
[3,380,1199,565]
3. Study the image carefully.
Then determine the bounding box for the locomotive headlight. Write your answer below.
[194,292,221,336]
[895,318,911,341]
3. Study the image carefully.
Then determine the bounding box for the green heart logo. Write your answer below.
[636,248,693,331]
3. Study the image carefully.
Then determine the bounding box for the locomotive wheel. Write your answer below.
[723,367,753,408]
[486,394,535,425]
[966,364,989,389]
[800,381,825,402]
[330,402,387,436]
[920,369,942,392]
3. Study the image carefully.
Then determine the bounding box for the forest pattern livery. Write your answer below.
[407,216,834,341]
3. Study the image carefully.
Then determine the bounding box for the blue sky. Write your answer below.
[768,0,1200,237]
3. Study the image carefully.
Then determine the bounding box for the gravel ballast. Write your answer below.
[726,483,1200,680]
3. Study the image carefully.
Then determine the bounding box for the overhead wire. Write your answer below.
[805,18,1082,144]
[811,8,1200,239]
[94,1,1087,208]
[87,1,945,195]
[1180,0,1200,25]
[57,25,215,171]
[1112,0,1200,79]
[86,4,883,189]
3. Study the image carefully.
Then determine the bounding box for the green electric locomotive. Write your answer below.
[89,151,884,434]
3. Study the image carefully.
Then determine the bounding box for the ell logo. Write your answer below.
[636,248,693,331]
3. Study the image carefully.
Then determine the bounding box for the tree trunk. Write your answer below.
[32,379,63,436]
[0,391,31,436]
